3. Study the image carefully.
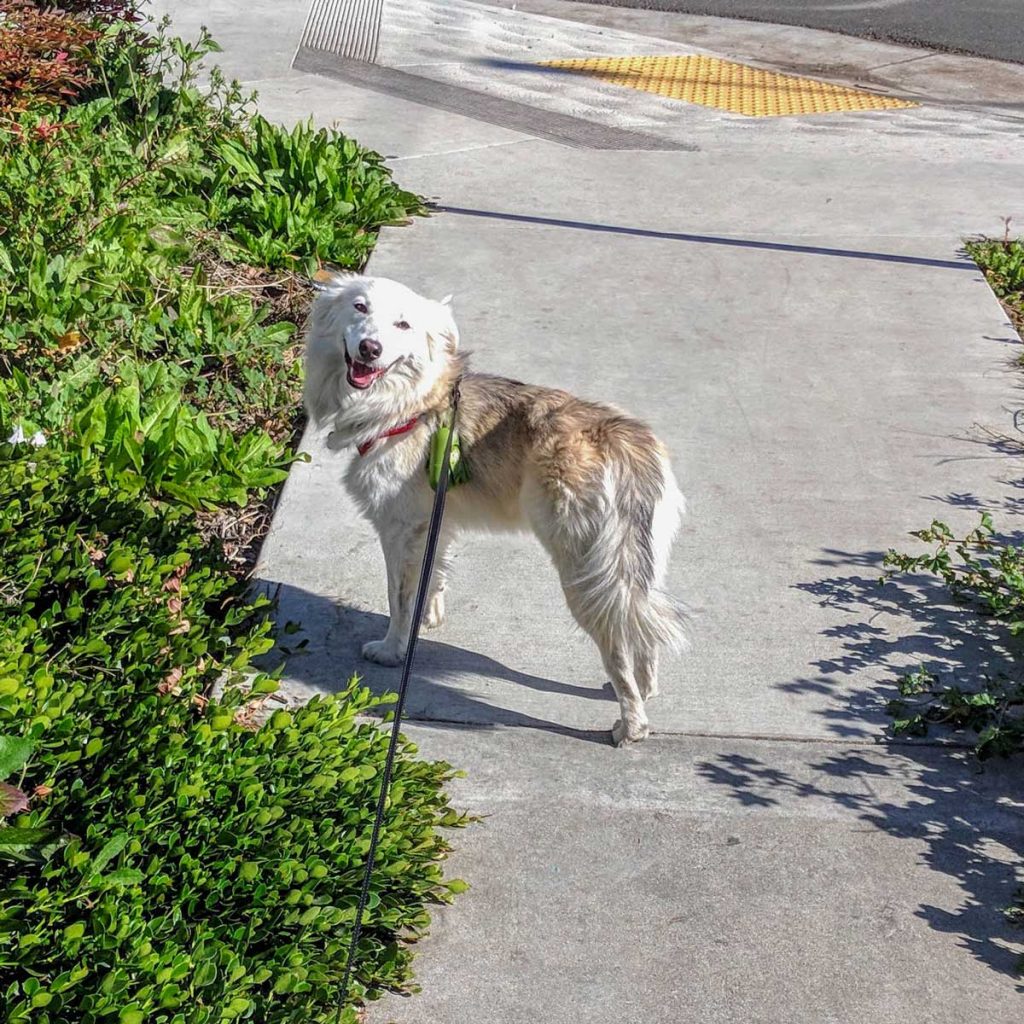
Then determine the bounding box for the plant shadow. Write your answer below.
[702,540,1024,985]
[696,741,1023,985]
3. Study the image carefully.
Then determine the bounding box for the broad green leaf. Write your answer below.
[97,868,145,887]
[90,833,129,874]
[0,825,52,846]
[0,735,33,778]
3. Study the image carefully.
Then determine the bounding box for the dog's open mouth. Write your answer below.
[345,351,393,390]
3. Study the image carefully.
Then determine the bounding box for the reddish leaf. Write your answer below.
[0,782,29,818]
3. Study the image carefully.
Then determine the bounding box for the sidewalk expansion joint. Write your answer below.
[387,137,543,161]
[394,713,976,751]
[866,52,939,72]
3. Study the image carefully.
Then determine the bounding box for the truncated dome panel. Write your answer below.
[540,55,919,117]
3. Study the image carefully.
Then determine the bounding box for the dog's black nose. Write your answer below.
[358,338,382,361]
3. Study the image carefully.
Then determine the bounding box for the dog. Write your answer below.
[303,272,687,745]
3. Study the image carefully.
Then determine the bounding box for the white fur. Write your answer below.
[304,274,687,746]
[304,273,458,454]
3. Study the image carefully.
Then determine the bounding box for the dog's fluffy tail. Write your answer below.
[569,430,689,654]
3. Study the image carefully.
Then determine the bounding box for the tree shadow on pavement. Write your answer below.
[796,546,1019,690]
[695,742,1023,986]
[695,543,1024,985]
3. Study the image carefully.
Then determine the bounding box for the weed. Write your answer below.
[883,515,1024,759]
[966,220,1024,334]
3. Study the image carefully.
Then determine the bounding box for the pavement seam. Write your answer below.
[393,714,978,750]
[388,137,544,161]
[865,51,939,73]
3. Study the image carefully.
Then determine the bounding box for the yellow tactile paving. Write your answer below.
[540,55,918,117]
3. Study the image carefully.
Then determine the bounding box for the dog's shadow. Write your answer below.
[255,581,617,746]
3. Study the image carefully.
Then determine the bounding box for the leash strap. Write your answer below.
[335,382,461,1019]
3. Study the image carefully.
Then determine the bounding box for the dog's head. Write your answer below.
[304,273,459,431]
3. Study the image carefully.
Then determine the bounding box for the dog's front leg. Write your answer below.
[424,534,453,629]
[362,526,419,667]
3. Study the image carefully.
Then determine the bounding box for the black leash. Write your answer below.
[334,382,461,1021]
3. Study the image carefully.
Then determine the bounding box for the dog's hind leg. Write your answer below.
[635,646,660,701]
[526,483,649,746]
[597,633,649,747]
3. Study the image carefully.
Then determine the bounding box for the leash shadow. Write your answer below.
[253,581,616,747]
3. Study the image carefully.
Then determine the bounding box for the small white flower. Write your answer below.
[6,425,26,445]
[29,430,46,448]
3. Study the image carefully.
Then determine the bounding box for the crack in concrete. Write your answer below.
[866,51,939,72]
[388,137,540,161]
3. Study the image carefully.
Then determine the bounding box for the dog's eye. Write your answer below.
[395,320,411,331]
[353,301,368,314]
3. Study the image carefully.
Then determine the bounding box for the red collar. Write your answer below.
[356,417,420,457]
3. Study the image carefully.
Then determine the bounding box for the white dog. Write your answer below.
[303,273,687,745]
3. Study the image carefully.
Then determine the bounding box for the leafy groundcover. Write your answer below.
[882,232,1024,957]
[884,232,1024,758]
[967,227,1024,336]
[0,6,464,1022]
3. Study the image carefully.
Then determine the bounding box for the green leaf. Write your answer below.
[97,868,145,887]
[193,961,217,987]
[90,833,129,874]
[0,735,33,778]
[0,825,52,846]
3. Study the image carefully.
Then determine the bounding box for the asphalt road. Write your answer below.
[563,0,1024,64]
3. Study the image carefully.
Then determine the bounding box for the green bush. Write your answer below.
[209,115,420,274]
[966,231,1024,332]
[884,516,1024,759]
[1,24,420,419]
[1,10,462,1023]
[0,374,463,1021]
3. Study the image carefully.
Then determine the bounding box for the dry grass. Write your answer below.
[195,495,279,579]
[182,253,314,328]
[186,257,313,579]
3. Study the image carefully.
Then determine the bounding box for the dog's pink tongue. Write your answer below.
[351,361,376,385]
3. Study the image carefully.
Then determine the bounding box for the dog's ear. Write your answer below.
[311,267,361,292]
[426,296,459,360]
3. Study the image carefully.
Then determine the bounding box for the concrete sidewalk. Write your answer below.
[160,1,1023,1019]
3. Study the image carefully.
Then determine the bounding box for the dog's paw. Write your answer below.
[361,640,404,667]
[424,591,446,629]
[612,718,650,747]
